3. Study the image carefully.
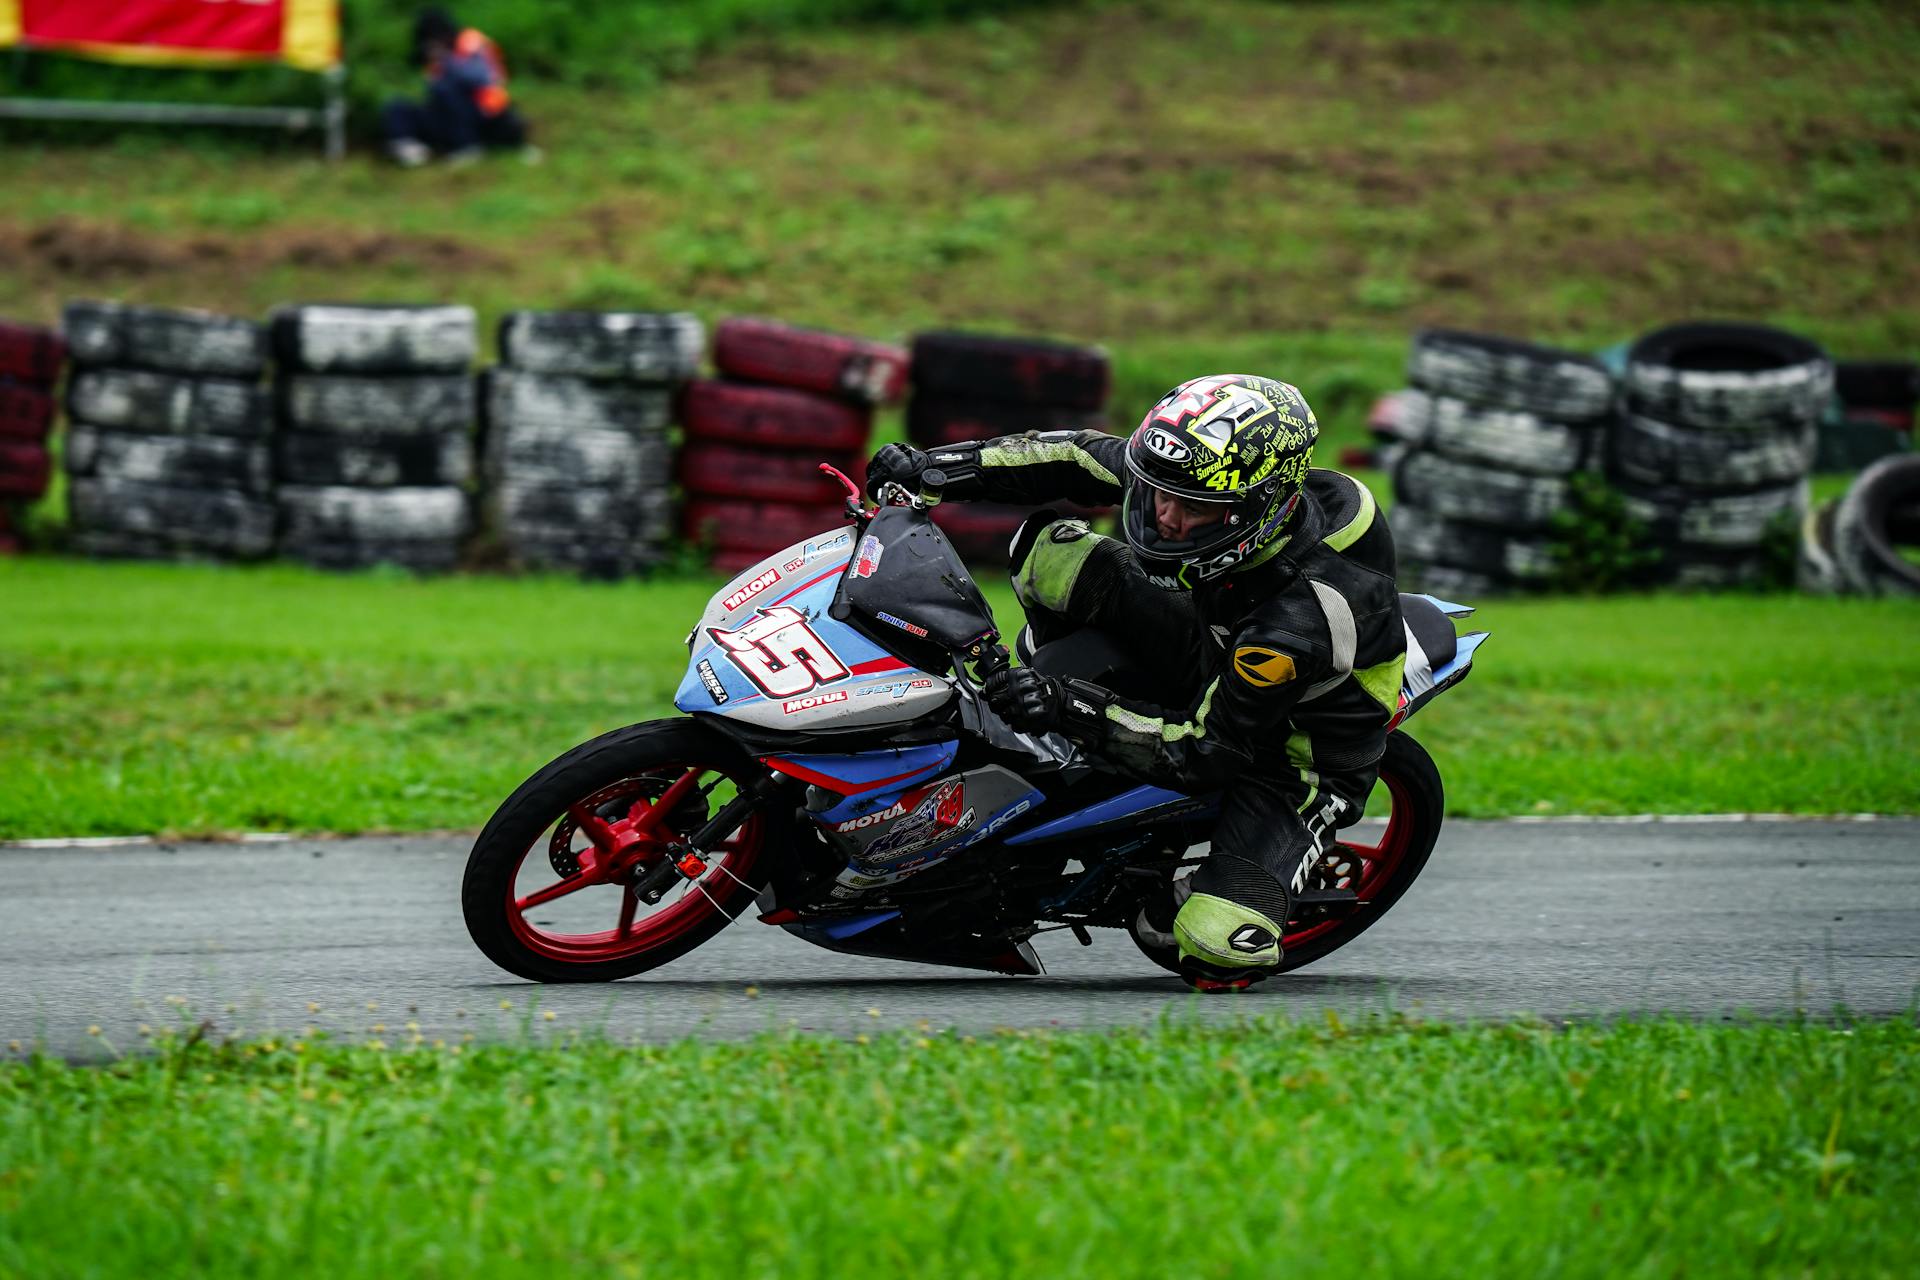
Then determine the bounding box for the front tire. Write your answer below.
[462,719,785,983]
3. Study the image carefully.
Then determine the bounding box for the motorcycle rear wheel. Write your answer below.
[462,719,783,983]
[1128,730,1445,976]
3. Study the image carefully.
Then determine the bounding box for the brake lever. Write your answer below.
[818,463,871,521]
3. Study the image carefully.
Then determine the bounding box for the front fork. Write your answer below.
[627,768,788,904]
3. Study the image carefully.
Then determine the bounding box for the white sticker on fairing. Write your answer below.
[708,606,850,698]
[722,567,780,612]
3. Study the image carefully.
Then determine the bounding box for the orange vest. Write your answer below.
[453,28,511,116]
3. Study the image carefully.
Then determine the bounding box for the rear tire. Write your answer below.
[1127,732,1445,976]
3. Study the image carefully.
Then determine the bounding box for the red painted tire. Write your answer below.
[678,442,865,503]
[0,381,56,441]
[911,331,1110,410]
[931,500,1110,565]
[0,321,65,386]
[681,379,874,452]
[683,497,848,555]
[0,442,52,500]
[713,316,910,405]
[906,396,1110,448]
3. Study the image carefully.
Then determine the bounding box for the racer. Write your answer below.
[866,375,1405,990]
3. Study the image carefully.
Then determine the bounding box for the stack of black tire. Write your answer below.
[0,319,65,555]
[681,317,907,576]
[62,302,275,562]
[906,331,1112,565]
[1387,329,1616,597]
[489,310,700,578]
[271,305,478,573]
[1611,322,1827,588]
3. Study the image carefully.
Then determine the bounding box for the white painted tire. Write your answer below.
[271,305,477,374]
[497,311,704,382]
[66,368,269,437]
[63,301,265,378]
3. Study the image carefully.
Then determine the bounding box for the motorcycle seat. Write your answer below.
[1399,593,1458,668]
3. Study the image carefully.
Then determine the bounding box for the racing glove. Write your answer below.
[867,441,986,500]
[865,443,930,497]
[982,667,1110,739]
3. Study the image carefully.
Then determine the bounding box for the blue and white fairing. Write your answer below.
[674,527,954,733]
[675,520,1043,896]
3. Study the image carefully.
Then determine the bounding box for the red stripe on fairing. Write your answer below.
[767,563,845,607]
[848,657,910,675]
[756,757,940,795]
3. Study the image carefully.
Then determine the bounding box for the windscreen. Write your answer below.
[835,506,997,659]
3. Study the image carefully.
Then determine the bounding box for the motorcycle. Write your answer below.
[462,466,1488,984]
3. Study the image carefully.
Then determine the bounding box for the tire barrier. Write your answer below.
[0,441,52,499]
[271,304,478,375]
[62,301,266,379]
[273,305,478,573]
[681,379,872,453]
[931,499,1109,566]
[1406,329,1615,424]
[712,317,910,406]
[62,301,274,561]
[905,397,1109,449]
[1387,329,1613,596]
[1608,322,1829,585]
[0,317,64,552]
[68,368,269,438]
[1623,322,1834,432]
[679,441,866,505]
[906,331,1113,566]
[910,331,1111,411]
[68,477,276,560]
[1823,455,1920,596]
[490,310,694,578]
[497,310,704,382]
[681,317,892,570]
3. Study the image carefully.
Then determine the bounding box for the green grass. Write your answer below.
[1,557,1915,838]
[2,0,1914,448]
[2,1015,1914,1278]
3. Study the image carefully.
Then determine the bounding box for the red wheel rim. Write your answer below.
[504,764,766,965]
[1281,765,1414,950]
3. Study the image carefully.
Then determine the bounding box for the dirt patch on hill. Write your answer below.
[0,218,500,286]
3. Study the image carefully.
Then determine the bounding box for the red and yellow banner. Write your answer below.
[0,0,339,73]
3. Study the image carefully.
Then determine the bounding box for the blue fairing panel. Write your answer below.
[1003,784,1214,846]
[763,741,959,809]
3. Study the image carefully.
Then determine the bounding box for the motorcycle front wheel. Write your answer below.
[462,719,784,983]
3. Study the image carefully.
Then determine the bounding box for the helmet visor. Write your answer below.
[1122,475,1251,565]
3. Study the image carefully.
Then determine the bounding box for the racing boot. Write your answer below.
[1172,854,1290,991]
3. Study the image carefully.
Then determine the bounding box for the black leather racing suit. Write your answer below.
[929,430,1407,919]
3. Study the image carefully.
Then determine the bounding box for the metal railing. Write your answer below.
[0,65,347,160]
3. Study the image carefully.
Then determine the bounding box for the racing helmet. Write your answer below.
[1121,374,1318,588]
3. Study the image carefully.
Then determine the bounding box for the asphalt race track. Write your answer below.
[4,820,1916,1059]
